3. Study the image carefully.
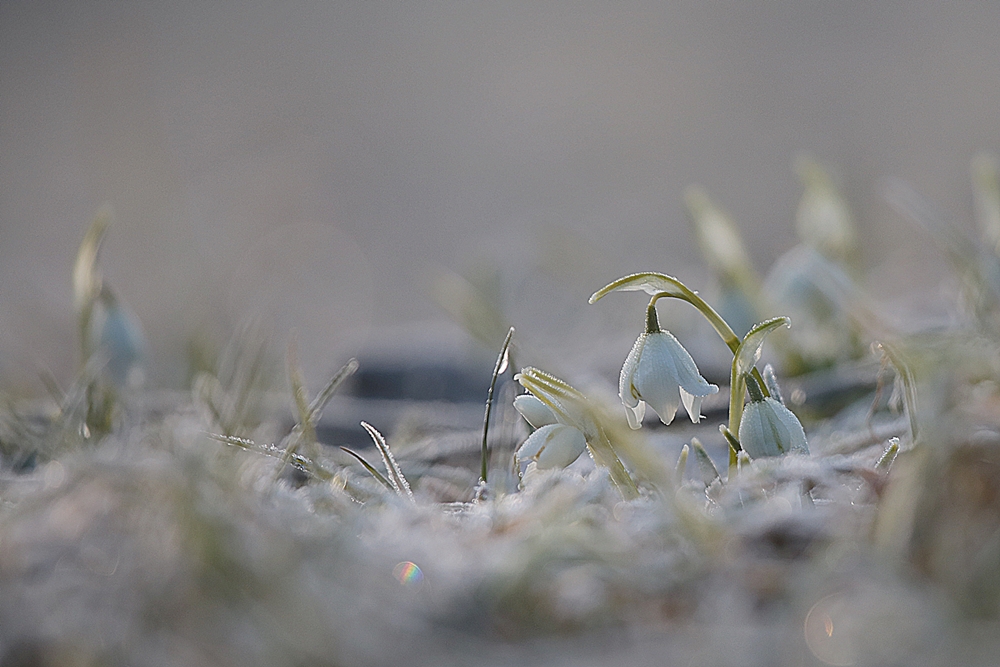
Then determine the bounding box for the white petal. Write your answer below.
[769,399,809,453]
[680,390,704,424]
[656,332,718,398]
[619,334,646,409]
[513,394,558,428]
[624,400,645,430]
[632,333,682,425]
[738,401,777,458]
[516,424,588,469]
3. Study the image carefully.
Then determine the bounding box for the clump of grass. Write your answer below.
[193,318,276,439]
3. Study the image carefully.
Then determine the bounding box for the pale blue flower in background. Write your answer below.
[88,286,147,389]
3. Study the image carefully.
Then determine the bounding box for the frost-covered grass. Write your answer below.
[4,157,1000,666]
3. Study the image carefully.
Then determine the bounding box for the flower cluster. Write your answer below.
[512,270,810,491]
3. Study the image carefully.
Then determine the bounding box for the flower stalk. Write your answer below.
[591,272,772,405]
[593,272,800,473]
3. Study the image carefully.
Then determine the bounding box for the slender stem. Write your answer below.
[481,327,515,485]
[728,356,744,438]
[650,291,770,400]
[745,374,766,401]
[645,301,661,333]
[652,290,739,352]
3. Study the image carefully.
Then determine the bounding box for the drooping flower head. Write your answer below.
[738,376,808,458]
[619,303,718,429]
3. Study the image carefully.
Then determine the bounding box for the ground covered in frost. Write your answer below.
[3,381,1000,667]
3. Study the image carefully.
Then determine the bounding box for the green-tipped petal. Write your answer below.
[680,390,705,424]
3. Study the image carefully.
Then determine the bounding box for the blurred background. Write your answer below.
[1,0,999,393]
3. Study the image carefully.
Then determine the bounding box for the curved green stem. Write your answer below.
[650,289,739,351]
[649,291,771,405]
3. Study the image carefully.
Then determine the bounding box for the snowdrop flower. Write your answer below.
[515,422,588,469]
[738,378,808,458]
[619,304,718,429]
[515,366,638,495]
[88,286,147,388]
[513,393,588,468]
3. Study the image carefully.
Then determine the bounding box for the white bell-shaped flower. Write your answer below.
[738,379,808,458]
[515,423,588,469]
[619,305,718,429]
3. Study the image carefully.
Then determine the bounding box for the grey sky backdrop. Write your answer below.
[2,1,999,390]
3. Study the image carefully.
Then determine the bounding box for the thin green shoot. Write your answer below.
[480,327,515,486]
[278,338,358,478]
[719,424,741,474]
[308,358,359,424]
[874,342,919,443]
[691,437,721,487]
[340,446,395,492]
[209,432,334,482]
[675,443,689,485]
[73,206,112,362]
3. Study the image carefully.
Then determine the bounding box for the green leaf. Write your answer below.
[589,272,691,303]
[73,206,112,314]
[308,358,359,424]
[340,446,395,492]
[691,437,721,487]
[362,421,414,502]
[514,367,590,433]
[675,443,689,485]
[481,327,515,485]
[734,317,790,379]
[73,206,113,359]
[287,338,314,444]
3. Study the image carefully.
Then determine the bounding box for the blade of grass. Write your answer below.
[340,446,394,491]
[480,327,514,485]
[308,358,359,424]
[287,337,314,445]
[208,432,334,482]
[361,421,414,502]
